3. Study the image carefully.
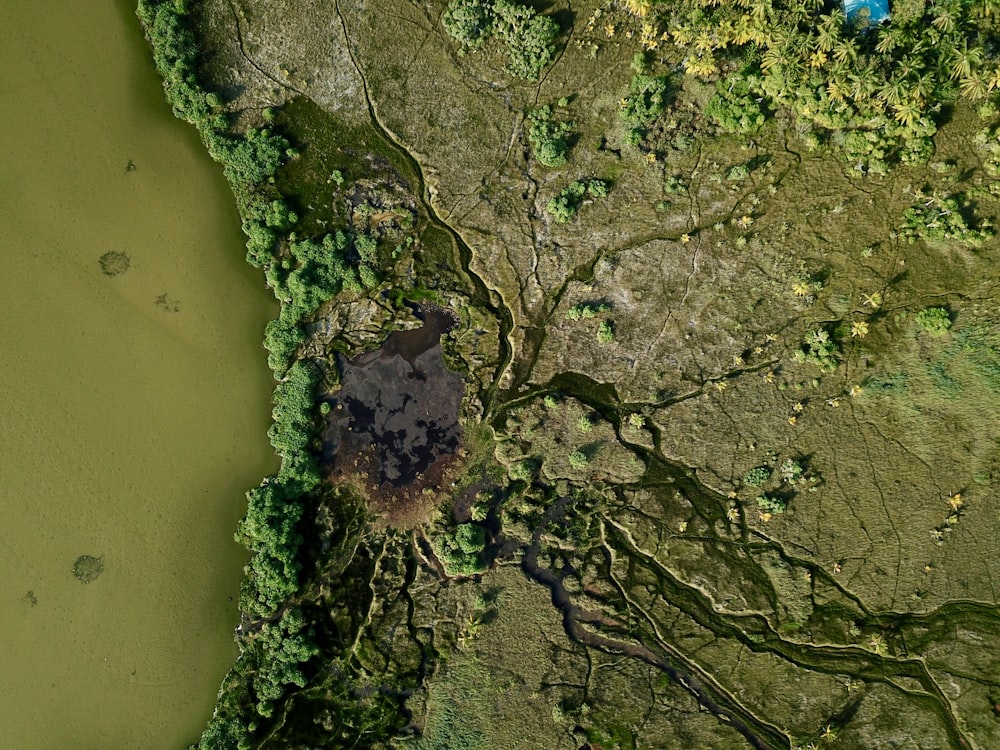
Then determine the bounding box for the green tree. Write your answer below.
[546,179,609,223]
[527,105,573,167]
[252,609,319,717]
[493,0,559,79]
[432,523,489,576]
[443,0,495,51]
[620,74,672,143]
[705,68,768,134]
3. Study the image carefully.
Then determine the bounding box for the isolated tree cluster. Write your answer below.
[443,0,559,79]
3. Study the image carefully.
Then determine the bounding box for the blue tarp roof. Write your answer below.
[843,0,890,25]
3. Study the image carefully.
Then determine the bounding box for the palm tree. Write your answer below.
[732,15,757,45]
[893,97,923,127]
[932,1,959,33]
[786,0,815,24]
[685,52,718,78]
[825,61,852,102]
[912,72,936,103]
[622,0,651,17]
[815,12,844,53]
[906,35,931,59]
[848,68,879,103]
[986,65,1000,91]
[827,78,851,102]
[877,76,907,107]
[948,40,983,82]
[672,24,695,47]
[694,30,715,53]
[875,26,903,56]
[833,38,857,65]
[750,0,773,27]
[716,18,738,48]
[972,0,1000,19]
[894,54,920,81]
[760,45,785,73]
[960,71,989,100]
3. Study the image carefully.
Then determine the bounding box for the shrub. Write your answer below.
[443,0,559,80]
[509,458,539,481]
[527,105,573,167]
[236,478,306,617]
[794,328,840,372]
[264,308,307,375]
[756,494,787,515]
[216,127,289,185]
[432,523,489,576]
[251,609,319,717]
[284,231,363,318]
[493,0,559,80]
[743,466,771,487]
[566,301,609,320]
[268,360,321,480]
[705,68,768,135]
[546,179,610,223]
[597,320,615,342]
[568,450,589,469]
[778,459,803,484]
[620,74,671,144]
[664,175,687,195]
[726,164,750,181]
[899,193,993,246]
[915,307,952,335]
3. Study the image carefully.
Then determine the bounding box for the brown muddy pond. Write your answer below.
[0,1,276,747]
[323,305,463,503]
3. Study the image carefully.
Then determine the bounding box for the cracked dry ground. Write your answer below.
[201,0,1000,747]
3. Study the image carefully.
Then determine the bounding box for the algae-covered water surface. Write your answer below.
[0,0,277,747]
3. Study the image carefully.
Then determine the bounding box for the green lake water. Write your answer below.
[0,1,276,747]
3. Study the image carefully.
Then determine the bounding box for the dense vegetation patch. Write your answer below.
[526,104,574,167]
[631,0,1000,170]
[139,0,1000,747]
[137,0,288,271]
[443,0,559,80]
[916,306,953,335]
[704,67,769,135]
[899,191,994,245]
[546,178,609,222]
[98,250,131,276]
[793,328,841,372]
[619,72,672,145]
[431,523,489,576]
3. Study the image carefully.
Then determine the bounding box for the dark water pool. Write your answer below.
[322,304,463,494]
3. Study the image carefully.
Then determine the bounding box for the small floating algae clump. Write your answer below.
[72,555,104,583]
[99,250,131,276]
